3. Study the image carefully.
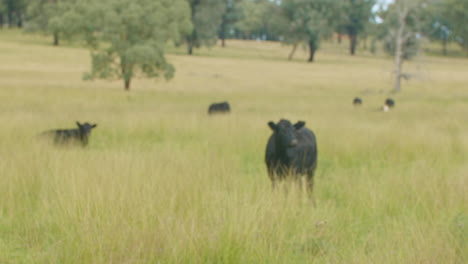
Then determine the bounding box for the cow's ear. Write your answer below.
[76,121,82,127]
[294,121,305,130]
[268,121,276,130]
[92,124,97,128]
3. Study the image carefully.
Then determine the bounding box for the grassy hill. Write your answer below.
[0,30,466,263]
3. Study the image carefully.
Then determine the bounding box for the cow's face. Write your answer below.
[268,119,305,148]
[76,122,97,144]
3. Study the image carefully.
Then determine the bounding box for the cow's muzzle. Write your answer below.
[289,139,298,147]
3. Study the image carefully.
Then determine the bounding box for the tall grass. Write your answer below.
[0,30,466,263]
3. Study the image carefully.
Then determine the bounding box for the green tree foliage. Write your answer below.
[2,0,27,27]
[444,0,468,55]
[77,0,192,90]
[26,0,79,46]
[419,0,452,56]
[235,0,279,40]
[0,1,5,27]
[186,0,226,55]
[219,0,244,47]
[276,0,338,62]
[337,0,376,55]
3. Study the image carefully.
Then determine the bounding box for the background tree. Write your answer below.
[186,0,225,55]
[235,0,279,40]
[380,0,424,92]
[219,0,243,47]
[276,0,338,62]
[77,0,192,91]
[444,0,468,56]
[26,0,79,46]
[338,0,376,55]
[0,1,5,28]
[420,0,452,56]
[2,0,27,27]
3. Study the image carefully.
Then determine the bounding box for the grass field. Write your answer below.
[0,30,467,263]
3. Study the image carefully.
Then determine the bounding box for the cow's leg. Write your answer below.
[296,175,303,193]
[306,172,315,207]
[271,178,277,190]
[269,170,280,192]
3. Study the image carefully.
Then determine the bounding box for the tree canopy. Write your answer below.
[186,0,225,55]
[338,0,376,55]
[276,0,339,62]
[77,0,192,90]
[26,0,79,46]
[219,0,244,47]
[444,0,468,55]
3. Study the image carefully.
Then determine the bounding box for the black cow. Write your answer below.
[265,119,318,197]
[385,98,395,108]
[208,101,230,114]
[353,97,363,106]
[41,121,97,146]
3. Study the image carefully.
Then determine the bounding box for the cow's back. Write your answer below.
[289,128,317,173]
[208,102,230,114]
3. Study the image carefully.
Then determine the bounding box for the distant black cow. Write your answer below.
[385,98,395,108]
[41,121,97,146]
[353,97,363,106]
[265,119,318,197]
[208,101,230,114]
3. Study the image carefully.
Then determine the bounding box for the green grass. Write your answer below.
[0,30,467,263]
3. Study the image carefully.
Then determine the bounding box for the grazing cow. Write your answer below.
[385,98,395,108]
[265,119,318,197]
[41,121,97,146]
[353,97,363,106]
[208,101,230,114]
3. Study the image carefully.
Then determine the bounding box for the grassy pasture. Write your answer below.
[0,30,467,263]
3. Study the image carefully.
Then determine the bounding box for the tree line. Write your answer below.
[1,0,467,91]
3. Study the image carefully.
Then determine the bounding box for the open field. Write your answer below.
[0,30,467,263]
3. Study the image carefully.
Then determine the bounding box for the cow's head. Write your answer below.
[76,122,97,145]
[268,119,305,148]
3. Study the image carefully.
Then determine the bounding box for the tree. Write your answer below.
[381,0,424,92]
[444,0,468,56]
[420,0,452,55]
[2,0,27,27]
[338,0,376,55]
[219,0,243,47]
[186,0,225,55]
[277,0,338,62]
[0,1,5,28]
[26,0,79,46]
[235,0,279,40]
[77,0,192,91]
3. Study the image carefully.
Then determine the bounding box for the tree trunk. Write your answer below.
[349,34,357,55]
[124,78,131,91]
[121,57,132,91]
[17,13,23,28]
[53,32,59,46]
[8,12,13,28]
[394,16,405,93]
[394,48,403,93]
[0,13,4,28]
[442,38,447,56]
[288,43,298,60]
[187,32,195,55]
[308,41,316,62]
[187,41,193,55]
[337,34,342,44]
[220,16,226,47]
